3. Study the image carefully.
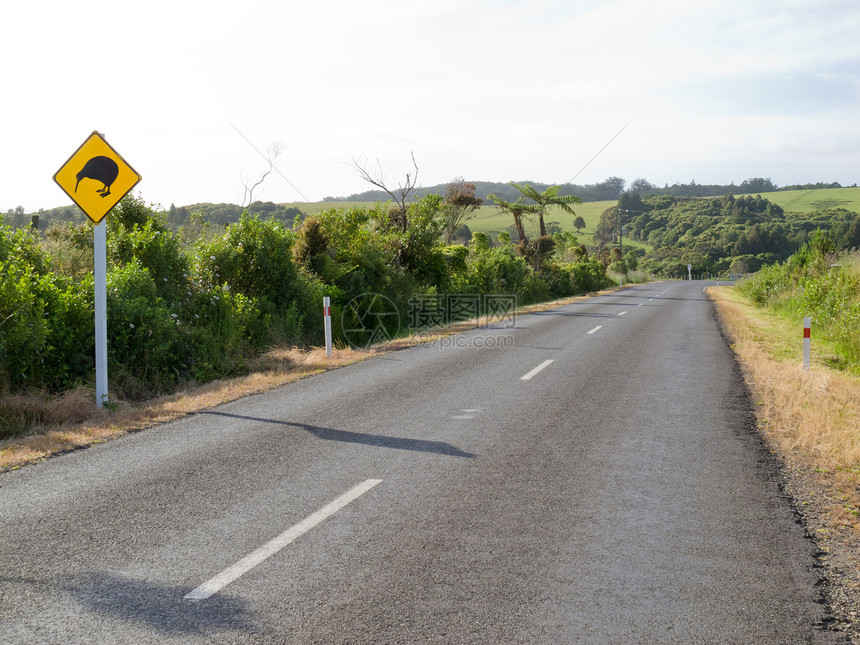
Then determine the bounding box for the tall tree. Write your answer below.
[487,193,539,243]
[508,182,582,237]
[441,177,483,244]
[630,178,656,193]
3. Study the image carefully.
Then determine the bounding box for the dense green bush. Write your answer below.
[109,213,189,302]
[36,273,94,390]
[195,213,327,345]
[833,301,860,366]
[566,257,613,294]
[738,239,860,372]
[461,236,531,295]
[737,262,794,305]
[0,261,50,390]
[107,259,185,396]
[800,267,860,326]
[0,225,93,392]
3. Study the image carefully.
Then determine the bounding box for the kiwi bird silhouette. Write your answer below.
[75,156,119,198]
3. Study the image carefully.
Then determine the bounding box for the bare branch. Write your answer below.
[351,152,420,232]
[241,143,282,208]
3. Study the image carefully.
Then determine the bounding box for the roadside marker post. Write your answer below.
[803,317,811,371]
[323,297,333,358]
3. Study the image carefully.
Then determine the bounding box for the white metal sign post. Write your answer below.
[54,131,141,408]
[94,222,109,406]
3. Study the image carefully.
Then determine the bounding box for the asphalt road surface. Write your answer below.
[0,282,841,643]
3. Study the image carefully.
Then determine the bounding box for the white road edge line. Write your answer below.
[587,326,602,335]
[617,311,627,316]
[184,478,383,602]
[521,359,554,380]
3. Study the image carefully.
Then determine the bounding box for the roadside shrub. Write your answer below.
[568,257,612,294]
[739,248,860,372]
[109,215,189,302]
[0,221,96,392]
[181,284,264,382]
[198,214,296,309]
[0,223,49,275]
[313,205,409,307]
[42,224,93,277]
[402,195,446,286]
[107,259,273,397]
[738,263,793,306]
[107,259,185,397]
[0,261,50,390]
[292,216,329,271]
[464,243,530,295]
[0,264,95,393]
[543,263,574,298]
[37,273,94,391]
[833,301,860,368]
[196,213,326,343]
[470,232,490,252]
[801,267,860,326]
[441,245,469,275]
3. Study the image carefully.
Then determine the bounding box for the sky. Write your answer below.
[3,0,859,213]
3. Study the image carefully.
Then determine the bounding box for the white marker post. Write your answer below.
[803,317,811,371]
[94,221,108,407]
[323,296,333,358]
[687,263,692,281]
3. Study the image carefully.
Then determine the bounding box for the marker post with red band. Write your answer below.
[803,317,811,371]
[323,297,333,358]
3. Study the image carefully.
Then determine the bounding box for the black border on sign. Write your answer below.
[53,130,142,224]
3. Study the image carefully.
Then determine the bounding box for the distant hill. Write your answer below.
[324,177,855,204]
[324,178,627,203]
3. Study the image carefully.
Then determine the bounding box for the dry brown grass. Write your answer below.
[710,286,860,532]
[0,284,636,471]
[0,387,96,428]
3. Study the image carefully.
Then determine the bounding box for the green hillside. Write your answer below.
[464,202,657,251]
[742,187,860,214]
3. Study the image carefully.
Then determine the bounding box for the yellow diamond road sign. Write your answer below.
[54,131,141,223]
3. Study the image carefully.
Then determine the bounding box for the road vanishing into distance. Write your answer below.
[0,282,841,643]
